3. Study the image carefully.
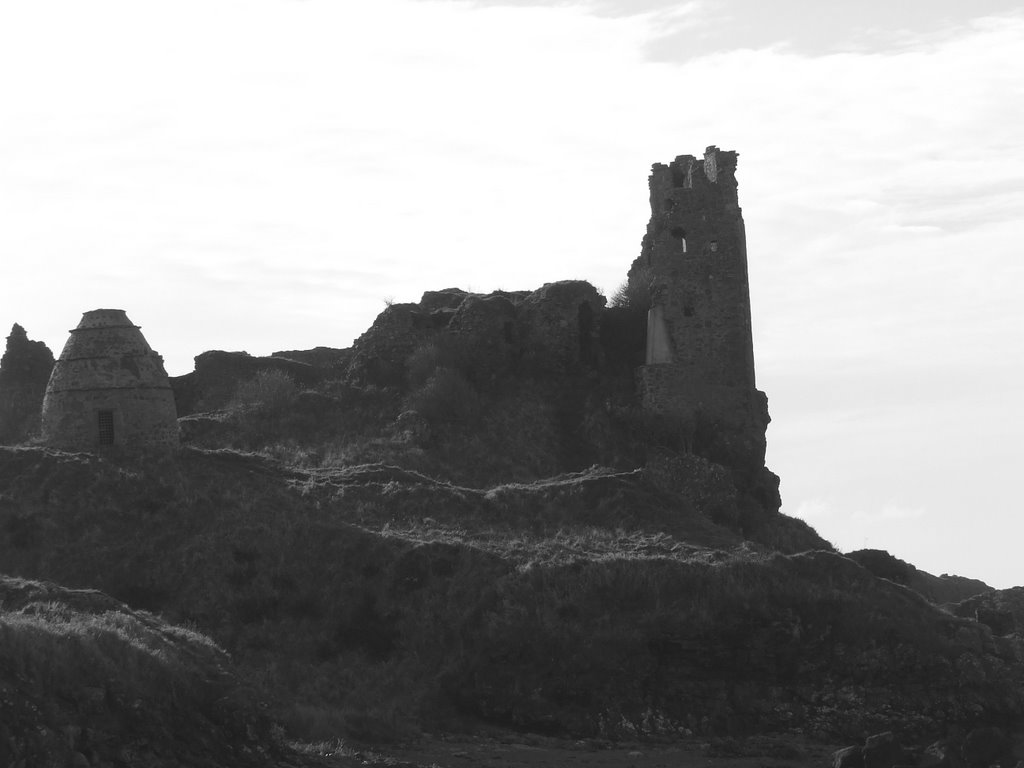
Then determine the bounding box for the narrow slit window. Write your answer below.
[97,410,114,445]
[670,227,687,253]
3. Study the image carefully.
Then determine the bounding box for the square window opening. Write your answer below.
[98,410,115,445]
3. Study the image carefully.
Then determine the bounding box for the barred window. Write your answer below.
[98,410,115,445]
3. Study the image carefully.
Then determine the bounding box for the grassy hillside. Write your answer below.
[0,574,282,767]
[1,446,1020,748]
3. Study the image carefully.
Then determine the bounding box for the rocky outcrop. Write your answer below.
[0,324,54,444]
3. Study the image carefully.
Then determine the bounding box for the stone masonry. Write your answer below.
[41,309,179,451]
[626,147,770,475]
[0,324,55,444]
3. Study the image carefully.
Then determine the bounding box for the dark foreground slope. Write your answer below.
[0,574,282,767]
[0,446,1020,748]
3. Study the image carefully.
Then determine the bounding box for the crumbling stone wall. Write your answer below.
[345,300,461,388]
[0,324,55,444]
[626,147,769,479]
[41,309,179,451]
[345,282,605,390]
[517,281,605,375]
[170,350,326,416]
[630,146,756,395]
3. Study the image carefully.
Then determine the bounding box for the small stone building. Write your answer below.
[41,309,179,451]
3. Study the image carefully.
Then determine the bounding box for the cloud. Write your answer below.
[793,498,833,521]
[792,498,926,527]
[2,1,1022,380]
[426,0,1024,59]
[2,0,1021,589]
[852,503,928,524]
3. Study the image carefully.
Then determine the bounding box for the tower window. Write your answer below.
[97,410,115,445]
[671,166,690,188]
[710,240,719,253]
[670,227,687,253]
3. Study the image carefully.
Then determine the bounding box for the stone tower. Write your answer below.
[627,146,768,472]
[41,309,179,451]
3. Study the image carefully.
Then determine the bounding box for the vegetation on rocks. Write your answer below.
[0,286,1017,765]
[0,443,1016,757]
[0,574,281,767]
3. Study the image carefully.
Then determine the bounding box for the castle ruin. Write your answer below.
[627,146,769,472]
[41,309,179,451]
[0,324,54,444]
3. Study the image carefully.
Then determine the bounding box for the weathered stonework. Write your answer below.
[41,309,179,451]
[632,146,754,389]
[517,281,605,374]
[0,324,55,444]
[627,147,770,474]
[344,281,604,389]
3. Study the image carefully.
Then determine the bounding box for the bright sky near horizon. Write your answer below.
[2,1,1022,587]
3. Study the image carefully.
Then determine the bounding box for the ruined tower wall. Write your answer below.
[0,324,55,444]
[630,146,757,418]
[41,309,179,451]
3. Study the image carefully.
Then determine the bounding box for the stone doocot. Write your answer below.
[41,309,179,451]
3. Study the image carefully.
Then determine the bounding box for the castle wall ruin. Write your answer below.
[627,146,769,474]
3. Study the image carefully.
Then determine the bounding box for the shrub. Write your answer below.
[405,368,481,426]
[609,265,654,311]
[406,335,476,390]
[229,369,298,415]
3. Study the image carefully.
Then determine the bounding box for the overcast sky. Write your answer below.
[2,0,1022,587]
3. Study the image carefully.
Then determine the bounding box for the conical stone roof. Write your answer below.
[41,309,179,450]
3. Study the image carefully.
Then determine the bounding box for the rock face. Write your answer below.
[41,309,179,451]
[0,324,54,444]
